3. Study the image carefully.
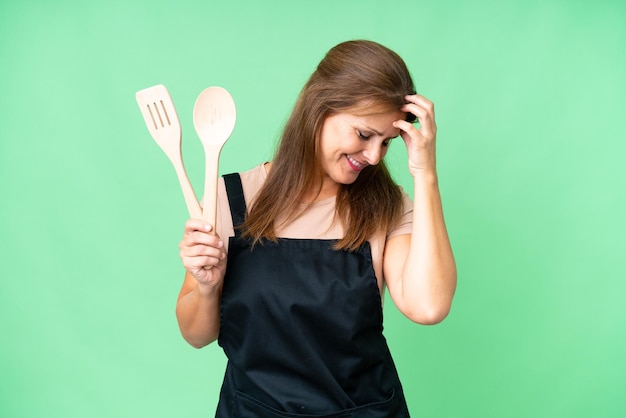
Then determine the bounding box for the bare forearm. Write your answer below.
[175,275,221,348]
[402,171,457,323]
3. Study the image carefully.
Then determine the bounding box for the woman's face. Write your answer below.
[317,108,405,191]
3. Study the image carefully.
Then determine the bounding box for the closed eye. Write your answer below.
[357,130,371,140]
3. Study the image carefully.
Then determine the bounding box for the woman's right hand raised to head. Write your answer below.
[179,219,227,291]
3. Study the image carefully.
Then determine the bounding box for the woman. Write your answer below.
[176,40,456,417]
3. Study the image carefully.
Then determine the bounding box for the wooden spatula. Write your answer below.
[136,84,202,219]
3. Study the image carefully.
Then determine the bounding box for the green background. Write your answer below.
[1,0,624,417]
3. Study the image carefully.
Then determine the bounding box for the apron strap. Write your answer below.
[223,173,247,235]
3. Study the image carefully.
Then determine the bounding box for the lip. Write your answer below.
[345,154,366,171]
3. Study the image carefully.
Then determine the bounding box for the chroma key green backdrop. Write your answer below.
[1,1,625,417]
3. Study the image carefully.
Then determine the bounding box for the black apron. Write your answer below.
[216,173,410,417]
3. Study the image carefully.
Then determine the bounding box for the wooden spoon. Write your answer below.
[193,86,236,228]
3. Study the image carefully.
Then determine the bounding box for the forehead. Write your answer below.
[347,100,399,116]
[344,101,406,124]
[337,110,404,138]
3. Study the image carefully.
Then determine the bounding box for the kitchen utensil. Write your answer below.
[136,84,202,219]
[192,86,236,228]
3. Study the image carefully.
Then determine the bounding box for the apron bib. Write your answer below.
[216,173,410,417]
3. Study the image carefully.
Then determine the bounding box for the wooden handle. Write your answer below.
[202,144,222,229]
[171,159,202,219]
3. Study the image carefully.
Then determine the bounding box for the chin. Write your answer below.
[338,174,360,185]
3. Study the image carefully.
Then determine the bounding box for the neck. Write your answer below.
[303,176,339,204]
[265,161,338,204]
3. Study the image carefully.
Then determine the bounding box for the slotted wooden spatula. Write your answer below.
[136,84,202,219]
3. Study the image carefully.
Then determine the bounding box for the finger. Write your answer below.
[180,237,225,260]
[402,103,429,125]
[393,119,435,149]
[405,94,435,113]
[184,241,225,258]
[401,104,436,137]
[184,230,223,247]
[183,256,213,271]
[401,102,435,119]
[183,218,213,235]
[393,119,416,136]
[182,249,225,270]
[404,95,435,124]
[185,255,222,271]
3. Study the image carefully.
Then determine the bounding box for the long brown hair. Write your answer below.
[243,40,416,251]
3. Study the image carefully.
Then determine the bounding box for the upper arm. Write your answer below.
[382,233,411,310]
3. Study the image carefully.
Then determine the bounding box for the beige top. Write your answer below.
[216,163,413,286]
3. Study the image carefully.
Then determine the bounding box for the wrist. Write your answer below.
[411,168,438,184]
[195,280,221,297]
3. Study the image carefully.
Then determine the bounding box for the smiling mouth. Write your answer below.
[346,155,366,171]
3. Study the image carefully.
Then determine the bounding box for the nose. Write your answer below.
[362,142,386,166]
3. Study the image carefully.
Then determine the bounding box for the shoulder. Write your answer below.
[237,162,268,204]
[216,162,268,245]
[239,162,268,184]
[219,162,268,209]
